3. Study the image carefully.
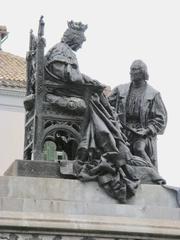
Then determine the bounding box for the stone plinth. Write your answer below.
[0,175,180,239]
[1,160,180,239]
[0,175,179,210]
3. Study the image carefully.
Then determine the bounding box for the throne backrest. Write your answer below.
[23,17,86,161]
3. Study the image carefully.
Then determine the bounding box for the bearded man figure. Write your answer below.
[109,60,167,169]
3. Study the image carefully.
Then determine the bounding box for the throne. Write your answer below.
[23,17,87,161]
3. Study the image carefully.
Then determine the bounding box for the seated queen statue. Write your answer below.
[45,20,165,203]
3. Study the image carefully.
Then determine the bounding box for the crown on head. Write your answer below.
[67,20,88,33]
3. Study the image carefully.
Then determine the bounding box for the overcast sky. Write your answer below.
[1,0,180,186]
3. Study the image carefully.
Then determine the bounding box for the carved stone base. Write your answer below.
[0,211,180,240]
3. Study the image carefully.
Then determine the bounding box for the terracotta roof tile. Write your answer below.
[0,51,26,89]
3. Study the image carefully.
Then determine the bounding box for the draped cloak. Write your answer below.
[45,43,166,202]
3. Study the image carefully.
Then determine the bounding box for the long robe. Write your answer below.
[109,83,167,168]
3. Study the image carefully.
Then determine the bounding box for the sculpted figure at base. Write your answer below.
[109,60,167,169]
[45,22,165,203]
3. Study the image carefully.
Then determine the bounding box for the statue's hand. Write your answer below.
[135,128,150,136]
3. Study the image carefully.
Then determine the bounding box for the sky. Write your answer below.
[0,0,180,186]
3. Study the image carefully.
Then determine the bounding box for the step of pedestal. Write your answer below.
[0,196,180,220]
[0,176,178,208]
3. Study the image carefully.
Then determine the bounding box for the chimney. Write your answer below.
[0,26,8,50]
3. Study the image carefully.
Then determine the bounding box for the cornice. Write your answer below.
[0,87,25,112]
[0,87,25,97]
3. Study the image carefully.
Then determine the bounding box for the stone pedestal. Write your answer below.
[3,159,62,178]
[0,160,180,239]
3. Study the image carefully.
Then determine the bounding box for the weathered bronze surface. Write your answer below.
[23,18,166,203]
[109,60,167,169]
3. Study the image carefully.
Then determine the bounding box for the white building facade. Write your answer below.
[0,50,25,175]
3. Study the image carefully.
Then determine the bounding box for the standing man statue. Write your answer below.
[109,60,167,169]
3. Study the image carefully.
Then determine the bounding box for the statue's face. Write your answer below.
[130,65,145,82]
[62,29,86,51]
[70,33,86,51]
